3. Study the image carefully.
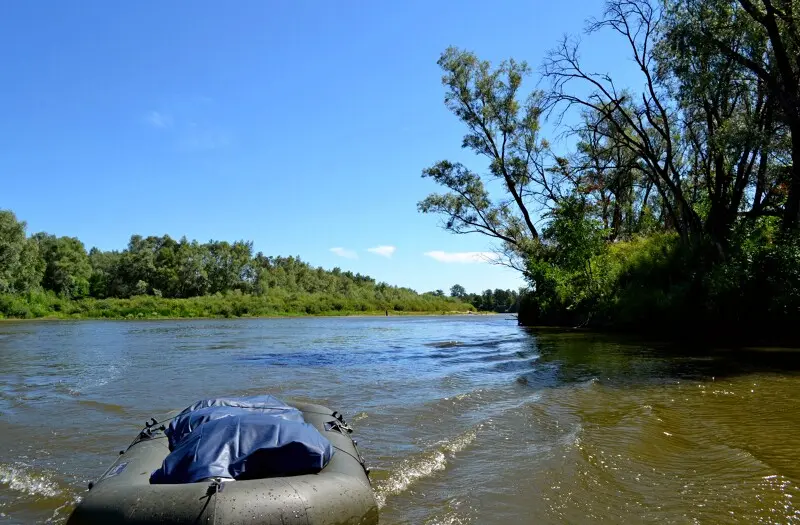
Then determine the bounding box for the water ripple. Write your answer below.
[373,426,479,509]
[0,463,62,499]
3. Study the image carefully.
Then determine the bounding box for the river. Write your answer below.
[0,315,798,524]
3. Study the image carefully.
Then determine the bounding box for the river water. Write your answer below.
[0,316,798,524]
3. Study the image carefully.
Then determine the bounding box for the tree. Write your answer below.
[450,284,467,298]
[481,289,495,311]
[152,235,181,297]
[663,0,789,240]
[573,107,656,240]
[175,239,210,298]
[205,240,254,294]
[670,0,800,230]
[88,247,122,298]
[537,0,794,250]
[0,210,42,294]
[114,235,159,297]
[413,1,800,335]
[34,234,92,298]
[543,197,607,275]
[493,288,511,312]
[418,48,577,272]
[543,0,705,242]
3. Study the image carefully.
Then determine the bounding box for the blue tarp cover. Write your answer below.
[149,395,334,484]
[165,395,305,449]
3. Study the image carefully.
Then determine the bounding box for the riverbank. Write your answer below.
[517,231,800,346]
[519,325,800,354]
[0,291,477,321]
[519,313,800,348]
[0,310,486,322]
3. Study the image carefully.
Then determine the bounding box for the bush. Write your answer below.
[519,223,800,343]
[0,288,475,320]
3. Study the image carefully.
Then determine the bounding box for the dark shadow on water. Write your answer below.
[517,327,800,389]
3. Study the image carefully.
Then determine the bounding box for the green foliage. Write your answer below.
[664,0,800,229]
[450,284,466,298]
[33,233,92,298]
[519,224,800,341]
[519,197,609,324]
[0,289,472,320]
[0,210,42,294]
[460,287,520,313]
[87,247,121,298]
[0,209,474,320]
[701,222,800,336]
[542,196,607,273]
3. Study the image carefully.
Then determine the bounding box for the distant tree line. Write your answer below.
[0,209,473,318]
[447,284,520,313]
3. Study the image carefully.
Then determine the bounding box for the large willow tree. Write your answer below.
[419,0,797,268]
[417,48,576,272]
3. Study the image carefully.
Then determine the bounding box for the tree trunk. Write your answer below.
[611,201,621,241]
[783,129,800,230]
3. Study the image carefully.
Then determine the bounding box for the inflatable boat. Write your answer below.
[67,396,378,525]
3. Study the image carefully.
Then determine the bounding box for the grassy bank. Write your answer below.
[519,224,800,343]
[0,290,475,320]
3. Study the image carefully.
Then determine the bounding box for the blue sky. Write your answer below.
[1,1,635,294]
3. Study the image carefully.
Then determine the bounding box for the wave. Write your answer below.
[60,361,128,397]
[351,411,369,423]
[423,512,473,525]
[0,462,62,499]
[372,426,479,509]
[240,351,357,367]
[45,495,84,525]
[424,337,531,350]
[425,341,464,348]
[427,348,538,364]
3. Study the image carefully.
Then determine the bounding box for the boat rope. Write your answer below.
[212,482,218,525]
[206,478,224,525]
[138,408,342,432]
[332,445,360,463]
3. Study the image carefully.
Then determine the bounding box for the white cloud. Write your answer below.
[424,251,498,263]
[145,110,173,129]
[330,247,358,259]
[367,245,396,258]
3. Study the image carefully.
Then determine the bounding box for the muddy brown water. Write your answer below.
[0,316,798,524]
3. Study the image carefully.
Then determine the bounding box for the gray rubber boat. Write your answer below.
[67,402,378,525]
